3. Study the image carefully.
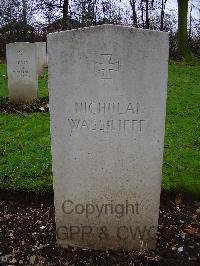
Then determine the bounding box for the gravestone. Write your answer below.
[41,42,47,68]
[35,42,45,75]
[48,25,169,250]
[6,42,38,103]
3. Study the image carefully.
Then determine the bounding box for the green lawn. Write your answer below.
[0,63,199,197]
[163,64,200,198]
[0,65,7,97]
[0,113,51,192]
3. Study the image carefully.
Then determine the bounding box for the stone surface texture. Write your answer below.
[6,42,38,103]
[48,25,169,250]
[35,42,45,75]
[41,42,47,68]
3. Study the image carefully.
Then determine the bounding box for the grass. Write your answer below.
[0,64,8,98]
[0,113,51,193]
[163,64,200,198]
[0,63,199,197]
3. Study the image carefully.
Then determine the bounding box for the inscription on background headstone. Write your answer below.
[6,42,38,103]
[48,25,169,250]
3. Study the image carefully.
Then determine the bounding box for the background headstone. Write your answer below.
[48,25,169,250]
[35,42,45,75]
[6,42,38,103]
[41,42,47,68]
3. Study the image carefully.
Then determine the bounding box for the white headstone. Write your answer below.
[6,42,38,103]
[41,42,47,68]
[48,25,169,250]
[35,42,45,75]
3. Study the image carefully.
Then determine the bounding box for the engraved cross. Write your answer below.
[95,54,119,79]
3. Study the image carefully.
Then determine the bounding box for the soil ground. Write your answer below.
[0,191,200,266]
[0,97,49,114]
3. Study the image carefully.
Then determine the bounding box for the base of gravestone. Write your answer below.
[0,190,197,265]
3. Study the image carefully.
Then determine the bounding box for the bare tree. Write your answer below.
[145,0,149,28]
[36,0,70,28]
[177,0,191,57]
[129,0,138,27]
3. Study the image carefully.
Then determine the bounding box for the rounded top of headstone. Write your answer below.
[6,42,35,48]
[47,24,168,41]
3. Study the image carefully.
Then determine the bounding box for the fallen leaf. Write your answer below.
[175,193,182,205]
[4,214,12,219]
[40,225,46,230]
[30,255,36,265]
[196,207,200,214]
[184,226,198,234]
[178,246,183,252]
[10,258,17,264]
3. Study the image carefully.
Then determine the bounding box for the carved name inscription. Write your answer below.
[67,101,146,134]
[68,119,145,132]
[74,102,139,114]
[13,59,31,78]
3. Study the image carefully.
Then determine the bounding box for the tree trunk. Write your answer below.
[63,0,69,28]
[160,0,164,31]
[145,0,149,29]
[189,6,192,38]
[141,6,144,28]
[129,0,137,27]
[177,0,190,57]
[22,0,27,24]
